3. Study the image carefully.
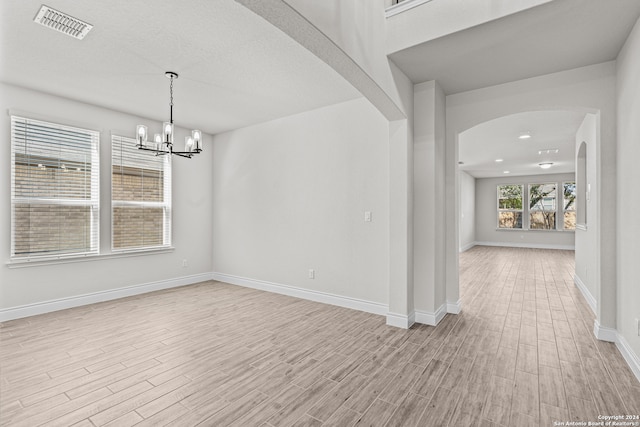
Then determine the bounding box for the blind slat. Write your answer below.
[111,135,171,251]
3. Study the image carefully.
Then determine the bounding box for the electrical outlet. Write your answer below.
[182,259,188,268]
[308,269,315,279]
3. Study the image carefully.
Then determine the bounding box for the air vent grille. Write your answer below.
[33,5,93,40]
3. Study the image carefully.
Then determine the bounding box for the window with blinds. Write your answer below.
[111,135,171,251]
[10,116,100,259]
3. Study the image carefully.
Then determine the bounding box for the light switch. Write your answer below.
[364,211,372,222]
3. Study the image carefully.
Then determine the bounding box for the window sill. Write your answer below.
[496,228,575,233]
[6,247,175,269]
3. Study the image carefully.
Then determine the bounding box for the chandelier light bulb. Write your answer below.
[136,125,148,147]
[185,136,194,152]
[192,130,201,151]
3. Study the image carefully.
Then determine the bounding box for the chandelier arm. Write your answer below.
[137,146,165,153]
[172,151,193,158]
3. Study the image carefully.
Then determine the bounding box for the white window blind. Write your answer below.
[111,135,171,251]
[10,116,100,259]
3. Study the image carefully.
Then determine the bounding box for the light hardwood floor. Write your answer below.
[1,246,638,426]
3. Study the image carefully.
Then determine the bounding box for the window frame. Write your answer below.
[497,184,524,229]
[111,134,172,252]
[10,115,100,261]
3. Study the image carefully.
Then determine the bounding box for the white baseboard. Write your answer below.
[459,242,476,253]
[386,311,415,329]
[593,320,617,343]
[0,272,214,322]
[616,333,640,383]
[415,303,447,326]
[475,241,575,251]
[447,299,462,314]
[592,320,640,383]
[574,274,596,315]
[211,272,388,317]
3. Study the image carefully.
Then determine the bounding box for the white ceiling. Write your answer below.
[389,0,640,94]
[2,0,639,177]
[0,0,361,135]
[459,111,587,179]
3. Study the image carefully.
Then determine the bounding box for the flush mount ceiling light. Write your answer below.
[518,132,532,139]
[33,5,93,40]
[135,72,202,159]
[539,162,553,169]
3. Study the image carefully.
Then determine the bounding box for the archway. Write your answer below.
[444,68,616,340]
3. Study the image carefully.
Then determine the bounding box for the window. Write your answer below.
[563,181,576,230]
[112,135,171,251]
[529,183,556,230]
[497,184,523,229]
[10,116,100,259]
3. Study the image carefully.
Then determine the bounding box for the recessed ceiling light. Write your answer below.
[538,148,559,155]
[538,162,553,169]
[519,132,531,139]
[495,159,503,163]
[503,171,510,174]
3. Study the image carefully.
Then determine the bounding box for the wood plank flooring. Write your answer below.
[1,246,638,426]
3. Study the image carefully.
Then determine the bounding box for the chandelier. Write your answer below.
[135,71,202,158]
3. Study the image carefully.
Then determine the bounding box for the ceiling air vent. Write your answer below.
[33,5,93,40]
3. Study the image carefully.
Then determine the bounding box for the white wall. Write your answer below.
[616,16,640,366]
[574,114,598,308]
[281,0,410,118]
[234,0,417,327]
[446,61,617,331]
[211,98,390,307]
[413,81,447,319]
[0,83,214,315]
[475,173,576,249]
[459,171,475,251]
